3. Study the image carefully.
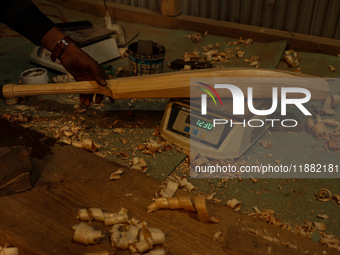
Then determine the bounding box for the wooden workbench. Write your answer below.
[0,119,337,255]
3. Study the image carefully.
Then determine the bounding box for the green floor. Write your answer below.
[0,0,340,242]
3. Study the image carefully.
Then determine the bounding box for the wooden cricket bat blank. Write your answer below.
[2,68,329,100]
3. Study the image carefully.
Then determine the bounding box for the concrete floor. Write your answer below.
[0,0,340,244]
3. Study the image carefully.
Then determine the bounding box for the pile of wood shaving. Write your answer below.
[183,36,258,67]
[244,55,260,68]
[2,113,29,123]
[307,115,340,151]
[136,139,173,157]
[75,207,166,254]
[248,206,340,251]
[320,233,340,252]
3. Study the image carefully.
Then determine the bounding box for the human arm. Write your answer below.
[0,0,107,106]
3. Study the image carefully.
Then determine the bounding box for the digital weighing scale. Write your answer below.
[160,98,273,160]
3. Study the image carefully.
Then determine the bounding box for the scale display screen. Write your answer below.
[185,116,213,131]
[167,103,232,148]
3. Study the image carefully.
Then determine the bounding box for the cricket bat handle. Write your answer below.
[2,81,113,99]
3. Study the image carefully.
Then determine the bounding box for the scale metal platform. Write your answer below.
[160,98,272,160]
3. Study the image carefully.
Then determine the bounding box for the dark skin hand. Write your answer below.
[59,42,107,106]
[41,27,110,106]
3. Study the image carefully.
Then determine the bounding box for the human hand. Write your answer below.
[59,42,107,106]
[41,27,110,106]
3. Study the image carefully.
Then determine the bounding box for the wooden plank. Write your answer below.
[47,0,340,56]
[0,146,33,196]
[0,119,338,255]
[2,68,330,100]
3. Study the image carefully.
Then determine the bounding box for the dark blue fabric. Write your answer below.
[0,0,54,45]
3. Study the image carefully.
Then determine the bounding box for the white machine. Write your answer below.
[160,99,272,160]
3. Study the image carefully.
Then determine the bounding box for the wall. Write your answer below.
[107,0,340,39]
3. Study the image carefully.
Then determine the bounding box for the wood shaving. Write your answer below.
[159,180,178,198]
[109,224,121,247]
[105,213,129,226]
[202,51,212,61]
[191,33,202,43]
[147,196,220,223]
[131,157,148,172]
[109,169,124,180]
[307,116,332,140]
[320,95,340,116]
[258,140,272,149]
[284,49,300,67]
[121,138,128,144]
[307,115,340,150]
[77,208,105,221]
[72,222,104,245]
[140,139,172,155]
[317,214,329,220]
[333,194,340,204]
[236,50,245,58]
[213,231,222,241]
[117,225,139,249]
[176,176,195,192]
[205,192,216,200]
[328,65,336,72]
[315,188,332,202]
[326,140,340,150]
[113,128,125,134]
[226,198,241,211]
[314,222,327,231]
[182,65,191,71]
[137,144,146,151]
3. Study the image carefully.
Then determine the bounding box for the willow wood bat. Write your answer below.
[2,68,329,100]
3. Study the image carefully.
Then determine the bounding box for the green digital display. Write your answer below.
[185,115,214,131]
[195,119,214,131]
